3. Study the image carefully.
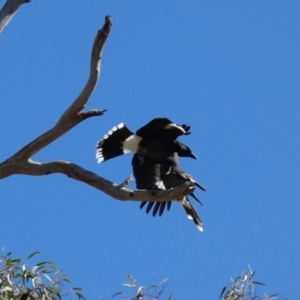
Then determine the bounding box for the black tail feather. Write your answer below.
[179,197,203,232]
[152,202,160,216]
[194,181,206,191]
[167,201,172,211]
[145,202,155,214]
[159,202,167,216]
[140,201,147,209]
[190,193,204,206]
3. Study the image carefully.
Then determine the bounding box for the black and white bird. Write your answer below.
[132,152,206,232]
[96,118,197,163]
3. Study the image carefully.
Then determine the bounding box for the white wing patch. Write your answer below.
[155,180,166,190]
[122,135,142,152]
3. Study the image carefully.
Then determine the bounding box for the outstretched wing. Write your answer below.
[96,123,135,163]
[136,118,191,140]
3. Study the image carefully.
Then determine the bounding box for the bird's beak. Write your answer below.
[190,152,197,159]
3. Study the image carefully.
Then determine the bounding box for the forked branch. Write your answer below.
[0,15,195,203]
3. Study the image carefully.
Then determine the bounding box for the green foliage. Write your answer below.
[220,265,287,300]
[110,274,173,300]
[0,252,291,300]
[0,251,85,300]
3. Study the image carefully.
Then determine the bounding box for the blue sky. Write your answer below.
[1,1,300,299]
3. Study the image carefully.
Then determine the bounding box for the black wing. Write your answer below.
[140,153,206,216]
[136,118,191,140]
[132,154,167,190]
[132,153,173,216]
[96,123,133,163]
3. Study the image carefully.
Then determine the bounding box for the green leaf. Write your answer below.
[268,294,279,298]
[10,258,21,264]
[45,286,60,295]
[27,252,41,259]
[61,274,71,283]
[111,291,122,298]
[167,294,173,300]
[36,261,57,268]
[220,286,226,298]
[63,277,71,284]
[76,292,87,300]
[253,281,266,286]
[6,259,13,267]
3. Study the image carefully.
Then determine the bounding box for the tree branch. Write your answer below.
[0,15,197,203]
[6,16,112,162]
[57,16,112,123]
[0,0,30,33]
[0,160,195,202]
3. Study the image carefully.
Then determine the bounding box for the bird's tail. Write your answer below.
[178,197,203,232]
[194,181,207,192]
[96,123,135,163]
[140,200,172,216]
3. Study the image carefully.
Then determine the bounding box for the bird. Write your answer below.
[96,118,197,163]
[132,152,206,231]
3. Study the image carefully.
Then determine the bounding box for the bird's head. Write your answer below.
[176,142,197,159]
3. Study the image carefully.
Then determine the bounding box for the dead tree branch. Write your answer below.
[0,0,30,33]
[0,15,195,203]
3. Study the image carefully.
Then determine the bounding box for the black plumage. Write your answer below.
[132,152,206,231]
[96,118,197,163]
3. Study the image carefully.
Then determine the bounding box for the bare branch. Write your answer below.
[0,160,194,202]
[119,175,134,188]
[0,14,197,204]
[4,16,112,162]
[57,15,112,123]
[79,109,107,121]
[0,0,30,33]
